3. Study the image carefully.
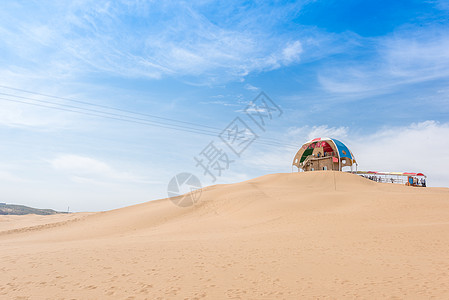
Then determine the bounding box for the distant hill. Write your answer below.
[0,203,67,215]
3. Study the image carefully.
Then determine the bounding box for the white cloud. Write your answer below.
[340,121,449,187]
[434,0,449,11]
[317,27,449,100]
[201,93,249,107]
[382,32,449,80]
[0,1,310,84]
[241,147,294,172]
[52,155,113,175]
[306,125,349,141]
[244,84,259,91]
[286,125,349,141]
[0,99,69,128]
[281,40,303,64]
[318,73,379,95]
[50,154,155,184]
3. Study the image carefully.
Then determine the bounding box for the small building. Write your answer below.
[292,137,357,172]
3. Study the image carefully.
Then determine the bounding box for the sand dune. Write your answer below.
[1,171,449,299]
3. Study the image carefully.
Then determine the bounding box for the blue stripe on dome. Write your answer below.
[331,138,353,159]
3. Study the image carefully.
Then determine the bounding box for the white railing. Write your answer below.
[356,174,426,187]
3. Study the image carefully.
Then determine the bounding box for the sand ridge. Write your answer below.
[1,171,449,298]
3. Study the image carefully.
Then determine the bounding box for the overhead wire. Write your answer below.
[0,97,224,138]
[0,86,300,150]
[0,85,300,147]
[0,96,297,149]
[0,85,219,130]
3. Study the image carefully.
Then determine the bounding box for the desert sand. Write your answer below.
[1,171,449,299]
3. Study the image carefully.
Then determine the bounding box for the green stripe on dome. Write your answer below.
[300,148,313,163]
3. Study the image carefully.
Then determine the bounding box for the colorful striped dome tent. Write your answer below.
[292,137,357,172]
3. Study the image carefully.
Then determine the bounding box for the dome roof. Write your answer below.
[292,137,356,169]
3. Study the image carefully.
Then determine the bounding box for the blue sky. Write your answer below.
[0,0,448,211]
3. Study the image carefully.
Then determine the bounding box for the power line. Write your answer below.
[0,85,221,130]
[0,91,298,149]
[0,96,298,150]
[0,86,300,150]
[0,85,299,147]
[0,92,221,136]
[0,97,222,137]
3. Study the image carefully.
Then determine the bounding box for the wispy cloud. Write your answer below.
[201,93,248,107]
[287,125,349,142]
[317,26,449,101]
[281,40,303,64]
[433,0,449,11]
[0,1,311,84]
[200,100,241,107]
[0,99,70,129]
[382,31,449,81]
[244,84,259,91]
[50,154,156,185]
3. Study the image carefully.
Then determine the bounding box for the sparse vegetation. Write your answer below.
[0,204,66,215]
